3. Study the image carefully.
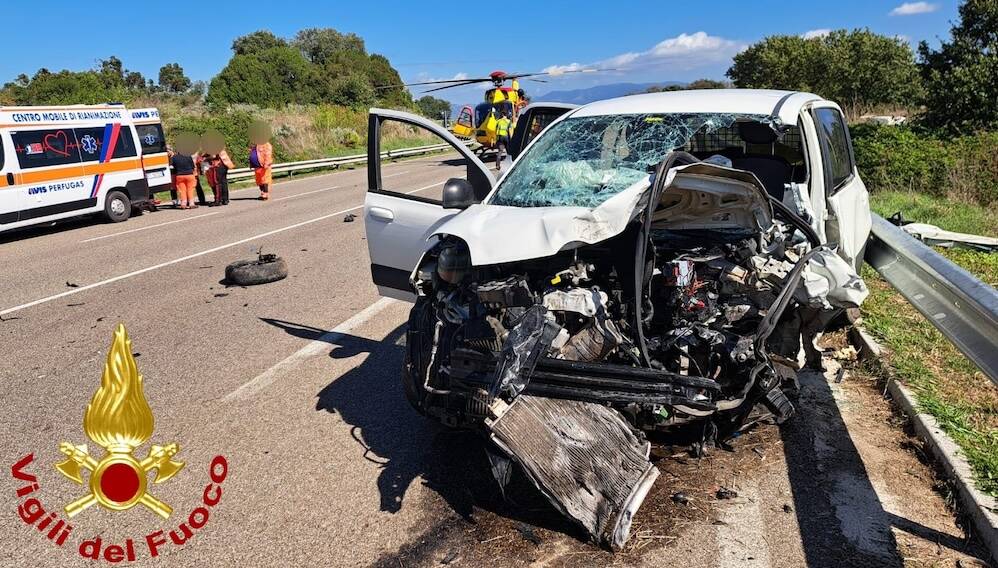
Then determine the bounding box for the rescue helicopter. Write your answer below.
[378,69,599,153]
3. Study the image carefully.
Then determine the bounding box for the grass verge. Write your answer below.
[862,192,998,496]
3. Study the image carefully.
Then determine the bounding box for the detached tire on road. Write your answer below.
[225,255,288,286]
[104,190,131,223]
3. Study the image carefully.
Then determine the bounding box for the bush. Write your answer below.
[852,124,997,206]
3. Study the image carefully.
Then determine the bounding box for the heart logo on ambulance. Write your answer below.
[42,130,71,157]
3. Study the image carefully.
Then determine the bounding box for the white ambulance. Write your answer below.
[0,104,156,232]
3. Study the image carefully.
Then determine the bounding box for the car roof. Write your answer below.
[570,89,824,125]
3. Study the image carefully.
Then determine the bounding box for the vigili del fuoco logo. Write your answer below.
[11,324,229,563]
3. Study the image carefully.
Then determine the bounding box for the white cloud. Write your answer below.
[802,29,831,39]
[451,72,469,81]
[890,2,938,16]
[543,31,744,76]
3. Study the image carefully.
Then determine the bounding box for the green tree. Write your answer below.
[416,96,452,120]
[158,63,192,93]
[686,78,729,90]
[208,46,321,107]
[231,30,287,56]
[327,74,376,108]
[293,28,365,64]
[727,29,921,111]
[98,56,124,87]
[124,71,146,90]
[918,0,998,133]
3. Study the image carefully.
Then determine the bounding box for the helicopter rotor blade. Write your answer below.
[374,77,494,90]
[420,79,491,93]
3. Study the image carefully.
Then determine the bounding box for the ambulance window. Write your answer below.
[135,124,166,155]
[11,129,82,169]
[75,126,138,163]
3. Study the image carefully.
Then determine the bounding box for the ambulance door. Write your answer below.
[9,127,85,222]
[0,132,18,225]
[134,121,171,191]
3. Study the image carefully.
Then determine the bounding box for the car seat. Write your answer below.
[731,122,791,201]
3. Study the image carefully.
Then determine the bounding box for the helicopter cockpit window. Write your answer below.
[494,101,514,118]
[474,103,493,127]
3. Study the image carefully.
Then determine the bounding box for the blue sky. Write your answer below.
[3,1,958,104]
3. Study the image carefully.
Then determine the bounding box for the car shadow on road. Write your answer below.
[780,367,979,567]
[262,317,581,538]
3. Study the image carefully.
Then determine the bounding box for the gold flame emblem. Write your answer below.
[55,324,184,518]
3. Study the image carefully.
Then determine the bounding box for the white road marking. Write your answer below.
[80,211,221,243]
[0,181,444,317]
[274,186,340,202]
[224,297,398,401]
[82,170,415,241]
[715,481,773,568]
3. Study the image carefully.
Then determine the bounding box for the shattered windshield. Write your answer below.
[491,113,769,208]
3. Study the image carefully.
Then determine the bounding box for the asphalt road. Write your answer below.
[0,156,988,567]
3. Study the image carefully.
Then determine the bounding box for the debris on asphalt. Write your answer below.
[715,486,738,500]
[225,253,288,286]
[66,281,79,288]
[783,503,793,513]
[343,213,356,222]
[214,293,229,298]
[66,302,85,307]
[515,523,542,546]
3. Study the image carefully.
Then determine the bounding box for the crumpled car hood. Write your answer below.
[432,162,774,266]
[432,177,651,266]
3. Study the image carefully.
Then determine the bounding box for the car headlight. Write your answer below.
[437,241,471,284]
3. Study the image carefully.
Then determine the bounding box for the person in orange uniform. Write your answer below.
[250,140,273,200]
[170,151,198,209]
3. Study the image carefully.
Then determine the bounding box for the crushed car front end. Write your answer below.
[392,109,869,548]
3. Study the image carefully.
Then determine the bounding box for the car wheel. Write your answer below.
[104,190,131,223]
[224,255,288,286]
[401,297,435,415]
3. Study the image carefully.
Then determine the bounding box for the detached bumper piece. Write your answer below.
[487,395,660,549]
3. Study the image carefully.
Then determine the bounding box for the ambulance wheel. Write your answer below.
[104,191,131,223]
[225,255,288,286]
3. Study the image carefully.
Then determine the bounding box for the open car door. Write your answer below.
[509,102,578,159]
[365,108,495,301]
[806,102,872,271]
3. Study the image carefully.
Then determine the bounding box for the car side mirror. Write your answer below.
[442,178,476,209]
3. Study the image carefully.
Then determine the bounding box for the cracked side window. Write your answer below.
[491,113,774,208]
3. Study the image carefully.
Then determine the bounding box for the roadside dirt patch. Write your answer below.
[819,330,990,567]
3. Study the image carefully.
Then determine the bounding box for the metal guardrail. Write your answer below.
[226,142,461,181]
[866,213,998,384]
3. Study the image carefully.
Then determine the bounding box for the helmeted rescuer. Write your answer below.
[495,111,513,169]
[250,141,273,200]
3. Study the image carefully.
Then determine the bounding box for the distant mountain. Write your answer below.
[532,82,685,105]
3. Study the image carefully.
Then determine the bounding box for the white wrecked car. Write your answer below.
[362,90,872,549]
